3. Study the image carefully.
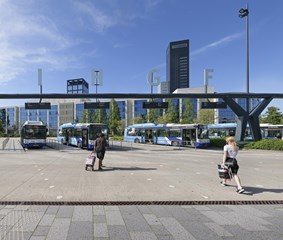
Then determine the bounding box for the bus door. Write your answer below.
[82,129,88,148]
[182,129,191,145]
[145,129,153,144]
[183,129,196,146]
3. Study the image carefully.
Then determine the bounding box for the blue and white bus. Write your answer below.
[124,123,210,148]
[20,121,47,148]
[207,123,283,139]
[57,122,108,149]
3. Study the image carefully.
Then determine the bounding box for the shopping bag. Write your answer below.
[217,164,232,179]
[85,154,95,165]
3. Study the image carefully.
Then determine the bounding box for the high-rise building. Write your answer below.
[166,40,190,93]
[67,78,89,94]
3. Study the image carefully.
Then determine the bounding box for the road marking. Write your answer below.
[56,195,63,199]
[256,184,264,187]
[196,172,201,174]
[49,185,55,188]
[40,173,44,175]
[202,195,209,199]
[147,178,152,181]
[169,185,175,188]
[44,178,48,181]
[130,173,134,175]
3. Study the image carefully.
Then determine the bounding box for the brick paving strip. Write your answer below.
[0,204,282,240]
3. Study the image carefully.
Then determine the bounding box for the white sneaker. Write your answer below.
[236,188,245,193]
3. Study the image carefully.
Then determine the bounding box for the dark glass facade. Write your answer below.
[67,78,89,94]
[166,40,190,93]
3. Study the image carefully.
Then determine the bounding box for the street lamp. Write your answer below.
[239,3,250,113]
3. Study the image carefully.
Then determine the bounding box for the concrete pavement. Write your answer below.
[0,139,282,239]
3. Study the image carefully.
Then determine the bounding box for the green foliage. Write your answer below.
[181,99,195,123]
[108,99,121,135]
[93,109,107,123]
[110,135,124,141]
[145,99,160,123]
[244,139,283,150]
[163,99,179,123]
[0,121,4,133]
[81,109,91,123]
[132,115,146,124]
[261,106,283,124]
[195,109,214,124]
[209,138,226,148]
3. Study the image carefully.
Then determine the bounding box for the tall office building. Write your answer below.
[67,78,89,94]
[166,40,190,93]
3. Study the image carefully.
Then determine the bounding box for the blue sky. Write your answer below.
[0,0,283,111]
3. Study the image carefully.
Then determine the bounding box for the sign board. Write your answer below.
[25,102,51,109]
[201,102,227,109]
[84,102,110,109]
[143,102,168,109]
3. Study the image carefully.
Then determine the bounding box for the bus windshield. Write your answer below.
[23,126,47,139]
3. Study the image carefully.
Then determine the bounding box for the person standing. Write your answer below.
[221,136,245,193]
[94,133,107,171]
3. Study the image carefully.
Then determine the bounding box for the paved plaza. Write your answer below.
[0,139,282,239]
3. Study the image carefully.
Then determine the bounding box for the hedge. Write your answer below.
[244,139,283,151]
[209,138,283,151]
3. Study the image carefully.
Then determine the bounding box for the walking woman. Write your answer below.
[221,136,245,193]
[94,133,107,171]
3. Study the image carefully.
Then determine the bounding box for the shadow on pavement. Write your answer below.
[243,186,283,195]
[93,166,157,172]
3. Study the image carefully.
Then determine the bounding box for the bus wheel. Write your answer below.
[172,141,178,146]
[134,138,140,143]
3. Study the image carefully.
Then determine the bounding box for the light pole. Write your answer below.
[239,3,250,113]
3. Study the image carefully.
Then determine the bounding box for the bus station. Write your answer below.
[0,139,282,239]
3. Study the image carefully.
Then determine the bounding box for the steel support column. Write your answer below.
[248,97,273,140]
[223,97,273,141]
[222,97,248,141]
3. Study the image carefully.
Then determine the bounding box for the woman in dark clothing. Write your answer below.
[94,133,107,171]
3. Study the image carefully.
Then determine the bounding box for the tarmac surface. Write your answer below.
[0,138,282,239]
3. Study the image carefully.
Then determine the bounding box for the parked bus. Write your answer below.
[20,121,47,148]
[207,123,283,139]
[124,123,210,148]
[57,122,108,149]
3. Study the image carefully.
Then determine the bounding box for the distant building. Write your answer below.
[166,40,190,93]
[67,78,89,94]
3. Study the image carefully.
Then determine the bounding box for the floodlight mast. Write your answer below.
[239,3,250,113]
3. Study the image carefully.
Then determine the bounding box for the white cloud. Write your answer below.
[0,1,79,85]
[73,1,115,32]
[191,32,244,57]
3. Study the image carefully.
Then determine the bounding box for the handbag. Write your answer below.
[217,164,232,179]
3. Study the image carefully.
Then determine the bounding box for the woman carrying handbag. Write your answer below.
[221,136,245,193]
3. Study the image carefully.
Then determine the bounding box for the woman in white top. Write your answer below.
[221,136,245,193]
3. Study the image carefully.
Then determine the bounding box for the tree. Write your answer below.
[81,109,90,123]
[261,106,283,124]
[108,99,121,135]
[0,109,6,127]
[131,114,146,124]
[195,109,214,124]
[163,99,179,123]
[93,109,107,123]
[180,99,195,123]
[145,99,160,123]
[0,121,4,134]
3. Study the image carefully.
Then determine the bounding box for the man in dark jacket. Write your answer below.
[94,133,107,171]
